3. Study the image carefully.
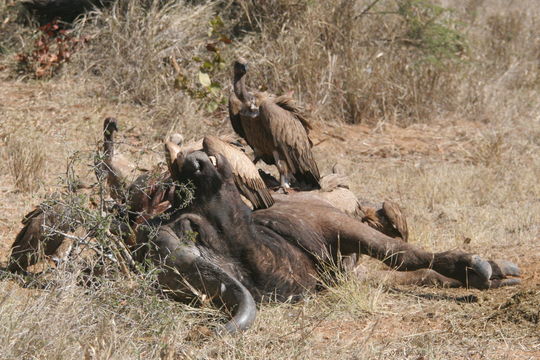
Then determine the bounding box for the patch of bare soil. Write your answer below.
[490,290,540,328]
[311,121,487,162]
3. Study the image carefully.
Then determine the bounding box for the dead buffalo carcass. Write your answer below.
[136,150,521,334]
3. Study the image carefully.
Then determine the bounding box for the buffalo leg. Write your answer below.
[351,264,462,287]
[324,214,508,289]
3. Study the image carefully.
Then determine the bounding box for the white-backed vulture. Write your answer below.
[164,135,274,209]
[326,163,408,241]
[203,135,274,209]
[7,184,93,273]
[359,200,409,242]
[228,58,320,190]
[95,117,136,203]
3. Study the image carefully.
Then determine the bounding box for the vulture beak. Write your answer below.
[229,140,244,148]
[164,141,183,179]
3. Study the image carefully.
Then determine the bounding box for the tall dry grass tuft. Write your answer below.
[457,1,540,125]
[68,0,219,137]
[234,0,466,125]
[4,136,46,193]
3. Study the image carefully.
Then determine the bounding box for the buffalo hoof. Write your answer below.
[468,256,521,289]
[491,278,522,287]
[488,259,522,288]
[490,259,521,277]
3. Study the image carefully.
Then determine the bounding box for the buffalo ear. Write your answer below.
[164,141,184,180]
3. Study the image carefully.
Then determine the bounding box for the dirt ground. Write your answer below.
[0,76,539,359]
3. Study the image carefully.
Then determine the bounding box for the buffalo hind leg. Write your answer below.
[351,264,462,288]
[326,213,519,289]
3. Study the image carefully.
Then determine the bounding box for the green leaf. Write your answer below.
[198,71,211,87]
[206,101,219,113]
[209,82,221,95]
[201,61,213,71]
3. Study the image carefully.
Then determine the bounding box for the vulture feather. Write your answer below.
[203,136,274,209]
[228,59,319,190]
[382,201,409,242]
[7,189,91,273]
[256,91,320,188]
[164,135,274,209]
[359,200,409,242]
[95,117,136,203]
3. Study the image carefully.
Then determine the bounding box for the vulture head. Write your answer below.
[233,57,249,78]
[103,117,118,137]
[169,133,184,146]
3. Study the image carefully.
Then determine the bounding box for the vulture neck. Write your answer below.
[233,73,250,103]
[103,131,115,160]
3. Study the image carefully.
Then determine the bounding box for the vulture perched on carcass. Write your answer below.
[228,58,320,191]
[95,117,137,203]
[164,135,274,210]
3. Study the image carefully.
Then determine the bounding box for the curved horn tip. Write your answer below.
[215,279,257,335]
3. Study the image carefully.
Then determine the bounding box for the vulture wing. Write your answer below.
[203,136,274,209]
[319,173,351,191]
[164,141,184,180]
[274,95,312,134]
[258,96,320,188]
[8,203,74,273]
[382,201,409,242]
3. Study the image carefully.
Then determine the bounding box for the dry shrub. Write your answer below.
[4,136,46,193]
[233,0,466,125]
[458,2,540,123]
[15,20,90,79]
[0,0,34,65]
[68,0,219,136]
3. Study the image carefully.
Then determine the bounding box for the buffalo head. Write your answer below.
[138,150,258,333]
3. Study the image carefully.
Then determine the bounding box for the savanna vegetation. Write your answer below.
[0,0,538,359]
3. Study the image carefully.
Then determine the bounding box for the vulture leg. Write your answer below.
[272,150,290,192]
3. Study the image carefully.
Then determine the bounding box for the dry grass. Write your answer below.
[67,0,222,137]
[0,0,539,359]
[3,135,46,193]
